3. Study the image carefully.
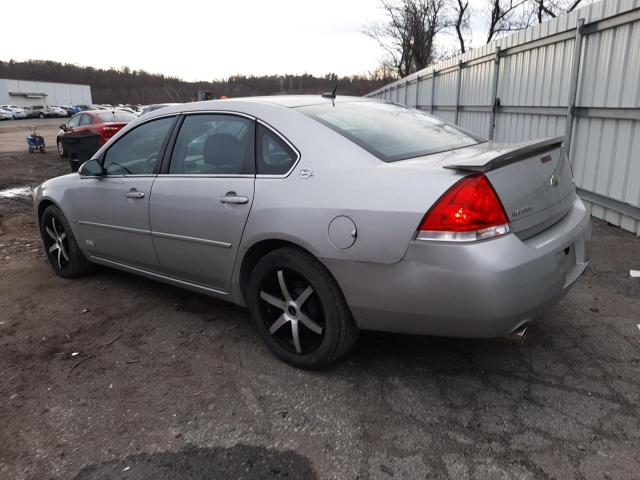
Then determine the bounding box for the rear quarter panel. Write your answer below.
[232,104,466,265]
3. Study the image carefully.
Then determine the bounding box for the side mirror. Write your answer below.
[79,158,103,176]
[59,124,67,131]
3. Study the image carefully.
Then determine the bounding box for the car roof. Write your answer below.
[232,95,371,108]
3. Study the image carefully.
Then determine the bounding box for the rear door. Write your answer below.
[149,113,255,291]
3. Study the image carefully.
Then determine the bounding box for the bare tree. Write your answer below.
[365,0,450,78]
[452,0,470,53]
[486,0,533,43]
[531,0,584,23]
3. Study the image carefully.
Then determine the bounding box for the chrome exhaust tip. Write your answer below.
[503,324,528,343]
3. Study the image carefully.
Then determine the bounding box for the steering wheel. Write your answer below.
[107,162,132,175]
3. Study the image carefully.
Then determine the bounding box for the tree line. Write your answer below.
[0,60,395,105]
[365,0,590,78]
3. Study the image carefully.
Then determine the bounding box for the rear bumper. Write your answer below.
[322,196,591,338]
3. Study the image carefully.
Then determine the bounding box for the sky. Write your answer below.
[3,0,489,82]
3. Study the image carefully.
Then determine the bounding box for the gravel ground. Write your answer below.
[0,146,639,480]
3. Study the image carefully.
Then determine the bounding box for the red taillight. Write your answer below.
[417,174,510,242]
[99,125,121,141]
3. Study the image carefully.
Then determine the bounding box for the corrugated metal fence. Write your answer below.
[366,0,640,235]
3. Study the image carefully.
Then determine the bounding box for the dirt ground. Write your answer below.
[1,145,639,480]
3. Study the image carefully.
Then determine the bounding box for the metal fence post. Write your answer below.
[404,80,409,106]
[454,61,463,125]
[430,70,437,114]
[489,46,501,140]
[415,76,420,108]
[564,18,585,159]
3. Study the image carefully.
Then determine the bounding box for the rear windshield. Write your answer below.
[96,112,136,123]
[297,101,484,162]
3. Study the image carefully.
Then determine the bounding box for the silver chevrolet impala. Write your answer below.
[33,96,590,368]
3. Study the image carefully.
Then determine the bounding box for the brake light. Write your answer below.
[417,174,510,242]
[99,125,120,140]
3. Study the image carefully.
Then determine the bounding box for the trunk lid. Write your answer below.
[443,137,576,238]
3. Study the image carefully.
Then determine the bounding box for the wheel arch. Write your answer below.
[237,238,344,306]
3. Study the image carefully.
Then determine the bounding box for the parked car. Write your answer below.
[115,106,138,115]
[33,96,590,369]
[0,108,13,120]
[56,110,136,157]
[1,105,28,119]
[59,105,81,117]
[26,105,67,118]
[139,103,181,116]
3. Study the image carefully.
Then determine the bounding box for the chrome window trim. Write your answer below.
[255,119,301,179]
[177,109,256,121]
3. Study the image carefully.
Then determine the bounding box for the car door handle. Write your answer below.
[220,192,249,204]
[126,191,145,199]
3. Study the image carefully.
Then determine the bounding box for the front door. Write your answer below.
[72,115,176,270]
[149,113,255,291]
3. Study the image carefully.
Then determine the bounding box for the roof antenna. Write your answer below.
[321,84,338,99]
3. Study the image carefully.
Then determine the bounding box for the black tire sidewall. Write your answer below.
[247,248,348,369]
[40,205,91,278]
[57,139,66,158]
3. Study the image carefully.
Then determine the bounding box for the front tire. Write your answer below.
[57,138,67,158]
[40,205,93,278]
[247,247,358,369]
[39,113,45,119]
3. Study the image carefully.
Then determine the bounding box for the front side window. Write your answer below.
[68,114,81,128]
[169,114,253,175]
[297,101,483,162]
[103,116,174,175]
[257,124,297,175]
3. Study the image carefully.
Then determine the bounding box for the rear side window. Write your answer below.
[103,116,174,175]
[79,114,93,126]
[297,101,483,162]
[257,124,297,175]
[169,114,254,175]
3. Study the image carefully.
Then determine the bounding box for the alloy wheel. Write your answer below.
[45,217,69,270]
[259,269,325,354]
[57,140,64,157]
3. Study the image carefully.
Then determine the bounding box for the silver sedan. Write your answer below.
[33,96,590,368]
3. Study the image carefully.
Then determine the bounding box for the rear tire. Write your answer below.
[40,205,93,278]
[246,247,358,369]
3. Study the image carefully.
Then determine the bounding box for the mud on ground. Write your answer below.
[1,149,639,479]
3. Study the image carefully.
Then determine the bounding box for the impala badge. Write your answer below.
[512,205,533,218]
[549,174,560,187]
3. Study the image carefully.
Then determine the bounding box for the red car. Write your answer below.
[57,110,136,158]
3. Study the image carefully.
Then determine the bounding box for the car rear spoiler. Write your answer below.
[444,136,564,173]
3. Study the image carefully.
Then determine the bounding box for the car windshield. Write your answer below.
[297,101,484,162]
[96,112,136,122]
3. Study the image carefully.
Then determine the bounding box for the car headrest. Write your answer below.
[203,133,244,169]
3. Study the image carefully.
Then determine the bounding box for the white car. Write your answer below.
[1,105,28,119]
[0,108,13,120]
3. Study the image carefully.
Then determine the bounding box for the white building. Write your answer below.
[0,78,92,107]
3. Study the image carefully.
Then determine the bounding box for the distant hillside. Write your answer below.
[0,60,393,105]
